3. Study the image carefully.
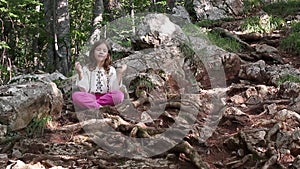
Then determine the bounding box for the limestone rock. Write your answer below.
[239,60,300,86]
[278,82,300,99]
[0,81,63,131]
[171,6,191,24]
[132,13,188,49]
[129,13,240,88]
[0,154,8,168]
[8,71,67,85]
[255,44,278,54]
[239,60,267,83]
[266,64,300,86]
[0,124,7,140]
[185,0,244,21]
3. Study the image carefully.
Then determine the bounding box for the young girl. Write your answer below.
[72,39,126,109]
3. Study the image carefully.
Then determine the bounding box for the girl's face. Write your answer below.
[94,43,109,64]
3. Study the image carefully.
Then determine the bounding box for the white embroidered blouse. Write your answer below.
[76,66,120,94]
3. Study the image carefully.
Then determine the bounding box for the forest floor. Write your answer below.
[2,12,300,169]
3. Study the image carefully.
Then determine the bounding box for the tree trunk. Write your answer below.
[93,0,104,27]
[103,0,123,21]
[44,0,71,76]
[90,0,104,44]
[44,0,55,72]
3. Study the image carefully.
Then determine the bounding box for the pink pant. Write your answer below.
[72,90,124,109]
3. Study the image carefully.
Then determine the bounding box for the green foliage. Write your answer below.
[26,114,52,138]
[263,0,300,17]
[207,31,242,53]
[106,16,135,47]
[129,76,155,95]
[0,0,47,83]
[69,0,93,56]
[196,18,234,28]
[196,19,222,28]
[243,0,263,13]
[180,43,195,59]
[241,15,285,33]
[280,22,300,55]
[277,74,300,86]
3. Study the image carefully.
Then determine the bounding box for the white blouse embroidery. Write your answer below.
[76,66,120,94]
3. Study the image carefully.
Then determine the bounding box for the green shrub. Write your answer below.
[207,31,242,53]
[26,115,52,138]
[263,0,300,17]
[244,0,263,13]
[277,74,300,85]
[196,19,222,28]
[280,22,300,55]
[196,18,234,28]
[241,15,285,33]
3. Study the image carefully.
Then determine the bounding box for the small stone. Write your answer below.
[267,103,277,115]
[168,164,178,169]
[166,153,177,160]
[237,149,244,157]
[257,85,269,98]
[214,161,224,167]
[0,125,7,138]
[256,131,267,140]
[245,87,258,98]
[0,154,8,167]
[224,136,240,151]
[6,160,26,169]
[12,149,22,159]
[230,95,245,104]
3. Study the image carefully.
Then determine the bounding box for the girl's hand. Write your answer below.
[116,64,127,85]
[75,62,82,74]
[75,62,83,80]
[118,64,127,74]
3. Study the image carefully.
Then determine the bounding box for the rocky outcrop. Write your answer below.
[128,13,240,88]
[278,82,300,113]
[0,73,64,131]
[239,60,300,86]
[185,0,244,21]
[132,13,188,50]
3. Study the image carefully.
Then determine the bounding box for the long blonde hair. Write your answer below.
[88,39,112,73]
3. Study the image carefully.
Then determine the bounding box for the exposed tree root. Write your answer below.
[171,141,209,169]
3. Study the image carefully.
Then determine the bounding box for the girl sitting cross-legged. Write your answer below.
[72,39,127,109]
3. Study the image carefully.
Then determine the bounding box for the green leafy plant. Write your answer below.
[277,74,300,85]
[129,76,155,97]
[196,18,234,28]
[1,0,48,82]
[26,114,52,138]
[207,31,242,53]
[241,15,285,33]
[263,0,300,17]
[280,22,300,55]
[243,0,263,13]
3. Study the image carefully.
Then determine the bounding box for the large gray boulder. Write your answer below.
[185,0,244,21]
[0,74,64,131]
[128,13,240,88]
[132,13,188,50]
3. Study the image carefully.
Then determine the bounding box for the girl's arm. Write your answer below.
[116,64,127,85]
[76,65,89,92]
[109,65,126,91]
[75,62,83,80]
